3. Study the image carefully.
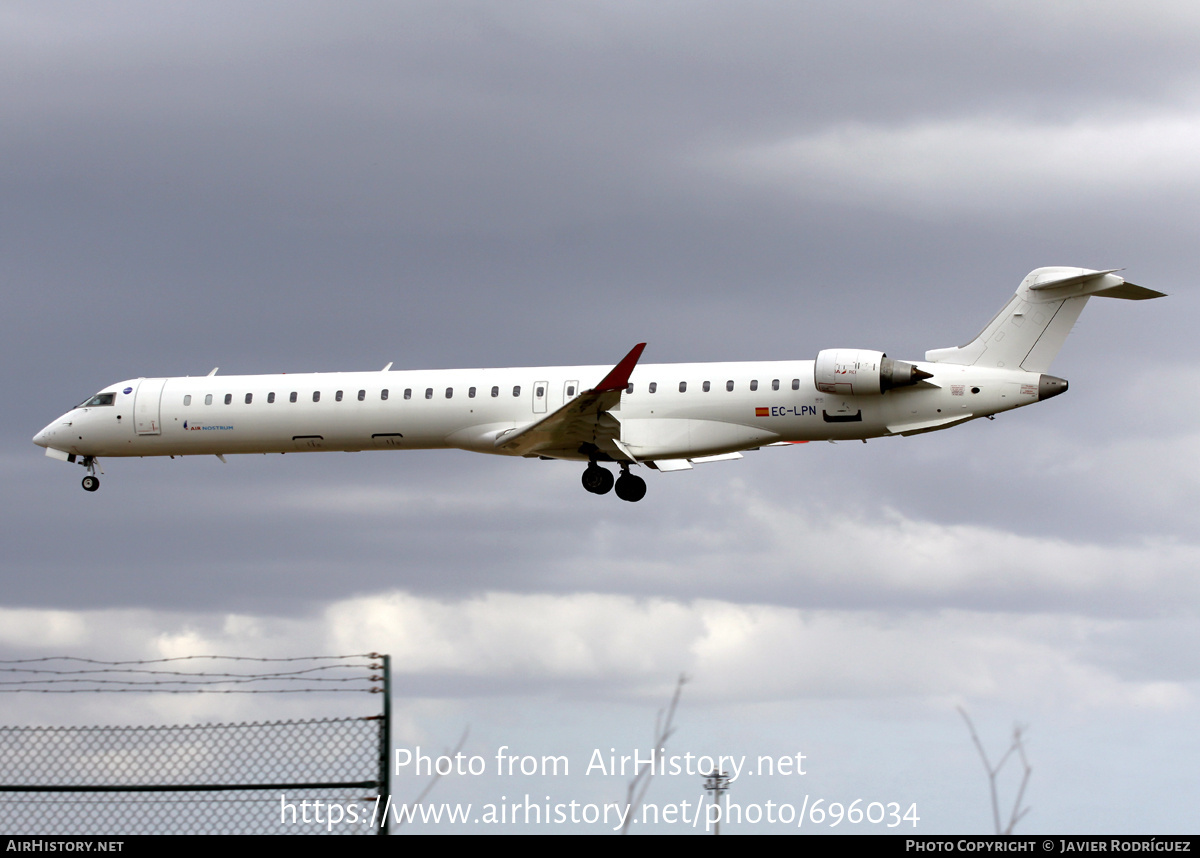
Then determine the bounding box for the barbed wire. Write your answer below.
[0,654,384,694]
[2,664,366,679]
[0,657,379,672]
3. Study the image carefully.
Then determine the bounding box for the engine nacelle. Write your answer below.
[814,349,932,395]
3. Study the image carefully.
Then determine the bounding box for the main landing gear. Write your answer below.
[582,463,646,502]
[581,463,614,495]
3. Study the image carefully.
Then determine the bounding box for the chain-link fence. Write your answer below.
[0,655,391,834]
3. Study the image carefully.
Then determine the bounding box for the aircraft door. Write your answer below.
[533,380,548,413]
[564,380,579,402]
[133,378,167,435]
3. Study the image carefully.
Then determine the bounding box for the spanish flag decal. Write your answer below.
[755,407,769,417]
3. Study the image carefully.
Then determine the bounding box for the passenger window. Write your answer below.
[626,383,633,394]
[245,393,253,404]
[289,392,297,403]
[183,395,191,406]
[205,394,213,405]
[469,387,476,398]
[268,392,275,403]
[224,394,232,405]
[404,389,412,400]
[702,381,711,392]
[537,386,545,397]
[445,388,453,399]
[425,388,433,399]
[726,380,734,392]
[381,389,389,401]
[567,385,576,396]
[792,378,800,390]
[772,379,780,391]
[335,390,343,402]
[679,382,687,393]
[750,379,758,391]
[648,382,657,393]
[491,386,499,397]
[513,385,521,397]
[313,391,321,402]
[358,389,366,401]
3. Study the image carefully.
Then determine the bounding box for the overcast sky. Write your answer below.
[2,1,1197,834]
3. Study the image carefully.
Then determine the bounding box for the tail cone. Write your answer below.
[1038,375,1068,400]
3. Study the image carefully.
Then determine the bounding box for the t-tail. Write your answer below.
[925,267,1165,375]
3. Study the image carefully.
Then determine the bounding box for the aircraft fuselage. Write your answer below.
[34,359,1048,462]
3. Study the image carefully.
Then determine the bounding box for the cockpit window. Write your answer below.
[77,393,115,408]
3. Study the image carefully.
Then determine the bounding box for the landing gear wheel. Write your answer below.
[614,473,646,502]
[581,465,614,495]
[81,475,100,492]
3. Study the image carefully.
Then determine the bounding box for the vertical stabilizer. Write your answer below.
[925,267,1163,373]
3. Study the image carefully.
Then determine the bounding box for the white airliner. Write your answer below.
[35,268,1162,501]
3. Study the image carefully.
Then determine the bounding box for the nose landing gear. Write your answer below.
[79,456,102,492]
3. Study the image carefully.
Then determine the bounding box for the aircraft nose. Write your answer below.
[33,423,55,448]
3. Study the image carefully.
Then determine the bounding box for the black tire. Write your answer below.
[614,473,646,502]
[581,465,614,495]
[81,475,100,492]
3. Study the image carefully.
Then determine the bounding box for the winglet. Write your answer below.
[592,343,646,392]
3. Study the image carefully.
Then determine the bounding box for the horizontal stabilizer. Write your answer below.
[1027,268,1122,291]
[1093,281,1166,300]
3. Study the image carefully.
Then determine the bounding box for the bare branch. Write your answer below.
[1003,724,1034,835]
[621,673,688,835]
[958,707,1031,835]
